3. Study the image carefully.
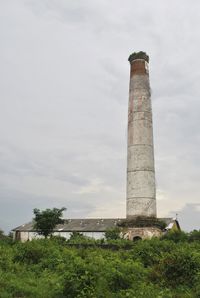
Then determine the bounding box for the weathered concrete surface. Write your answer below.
[123,227,161,240]
[127,56,156,218]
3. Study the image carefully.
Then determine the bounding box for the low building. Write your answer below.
[12,217,180,242]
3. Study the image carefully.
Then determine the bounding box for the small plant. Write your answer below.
[128,51,149,62]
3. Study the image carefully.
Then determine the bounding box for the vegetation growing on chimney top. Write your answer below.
[128,51,149,63]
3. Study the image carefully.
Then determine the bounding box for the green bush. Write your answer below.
[14,240,49,264]
[188,230,200,242]
[161,230,188,242]
[0,230,13,245]
[0,235,199,297]
[150,246,200,288]
[67,232,96,245]
[129,238,176,267]
[104,227,121,240]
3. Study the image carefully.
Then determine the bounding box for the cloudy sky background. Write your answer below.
[0,0,200,232]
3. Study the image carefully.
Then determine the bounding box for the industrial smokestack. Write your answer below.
[126,51,156,218]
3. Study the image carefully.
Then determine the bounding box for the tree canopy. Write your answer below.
[33,207,66,238]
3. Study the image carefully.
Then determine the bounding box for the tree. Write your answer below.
[33,207,66,238]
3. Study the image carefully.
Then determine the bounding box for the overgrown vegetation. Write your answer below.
[128,51,149,62]
[0,230,199,297]
[117,216,167,230]
[104,227,121,240]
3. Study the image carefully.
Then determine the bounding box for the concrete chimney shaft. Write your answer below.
[126,52,157,218]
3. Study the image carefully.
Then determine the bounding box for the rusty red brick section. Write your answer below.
[130,60,147,76]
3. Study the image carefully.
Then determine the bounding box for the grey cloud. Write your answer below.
[0,142,90,186]
[24,0,95,23]
[0,0,200,232]
[0,187,94,233]
[168,203,200,232]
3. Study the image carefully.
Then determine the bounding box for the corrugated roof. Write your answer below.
[12,217,174,232]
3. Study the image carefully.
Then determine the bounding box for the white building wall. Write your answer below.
[15,231,105,241]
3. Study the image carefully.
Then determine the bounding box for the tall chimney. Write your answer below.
[126,51,156,218]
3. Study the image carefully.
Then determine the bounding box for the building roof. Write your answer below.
[12,217,177,232]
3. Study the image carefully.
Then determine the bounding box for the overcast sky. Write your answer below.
[0,0,200,233]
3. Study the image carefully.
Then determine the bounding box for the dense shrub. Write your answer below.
[0,235,199,297]
[67,232,97,245]
[188,229,200,242]
[161,230,189,242]
[150,246,200,288]
[0,230,13,245]
[104,227,121,240]
[14,240,48,264]
[129,238,176,267]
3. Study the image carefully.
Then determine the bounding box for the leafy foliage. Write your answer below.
[33,207,66,238]
[0,229,13,244]
[128,51,149,62]
[0,230,199,297]
[150,247,200,288]
[67,232,97,245]
[104,227,121,240]
[161,230,188,242]
[188,229,200,242]
[117,216,167,230]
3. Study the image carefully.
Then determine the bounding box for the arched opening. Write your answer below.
[133,236,142,241]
